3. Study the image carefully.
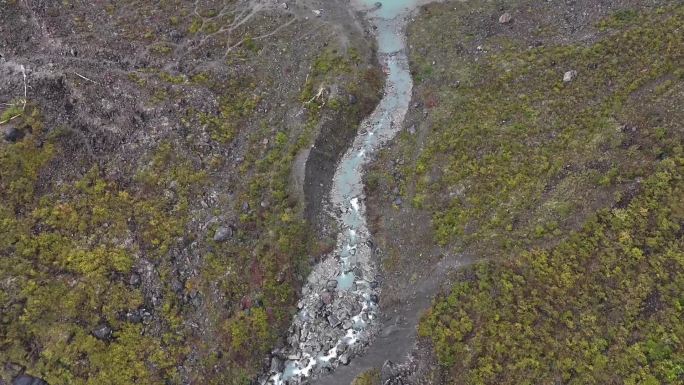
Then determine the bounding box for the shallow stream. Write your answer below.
[265,1,428,383]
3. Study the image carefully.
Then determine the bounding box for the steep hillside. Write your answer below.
[363,1,683,384]
[0,1,381,384]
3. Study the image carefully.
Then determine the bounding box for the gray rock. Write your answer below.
[3,126,23,143]
[339,354,350,365]
[171,278,183,293]
[381,360,399,383]
[270,357,283,373]
[191,295,202,309]
[374,2,382,8]
[92,324,112,341]
[407,125,416,135]
[213,226,233,242]
[327,315,341,328]
[393,197,403,206]
[348,94,357,105]
[370,294,379,303]
[563,70,578,83]
[499,12,512,24]
[321,291,333,305]
[12,374,48,385]
[326,279,338,291]
[342,320,353,330]
[126,310,143,323]
[129,272,141,287]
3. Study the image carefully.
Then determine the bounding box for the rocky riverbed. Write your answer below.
[262,1,435,383]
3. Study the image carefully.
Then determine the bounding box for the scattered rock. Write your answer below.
[393,197,403,206]
[92,324,112,341]
[12,374,48,385]
[499,12,513,24]
[370,294,379,303]
[312,9,322,17]
[3,126,23,143]
[326,279,338,291]
[407,124,416,135]
[381,360,399,383]
[375,2,382,8]
[213,226,233,242]
[348,94,357,105]
[563,70,578,83]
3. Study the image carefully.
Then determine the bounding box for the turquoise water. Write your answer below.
[265,1,424,383]
[356,0,422,19]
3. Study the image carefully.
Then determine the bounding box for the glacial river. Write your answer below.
[265,1,429,383]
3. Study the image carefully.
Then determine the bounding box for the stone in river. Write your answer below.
[321,291,333,305]
[270,357,283,373]
[327,314,341,328]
